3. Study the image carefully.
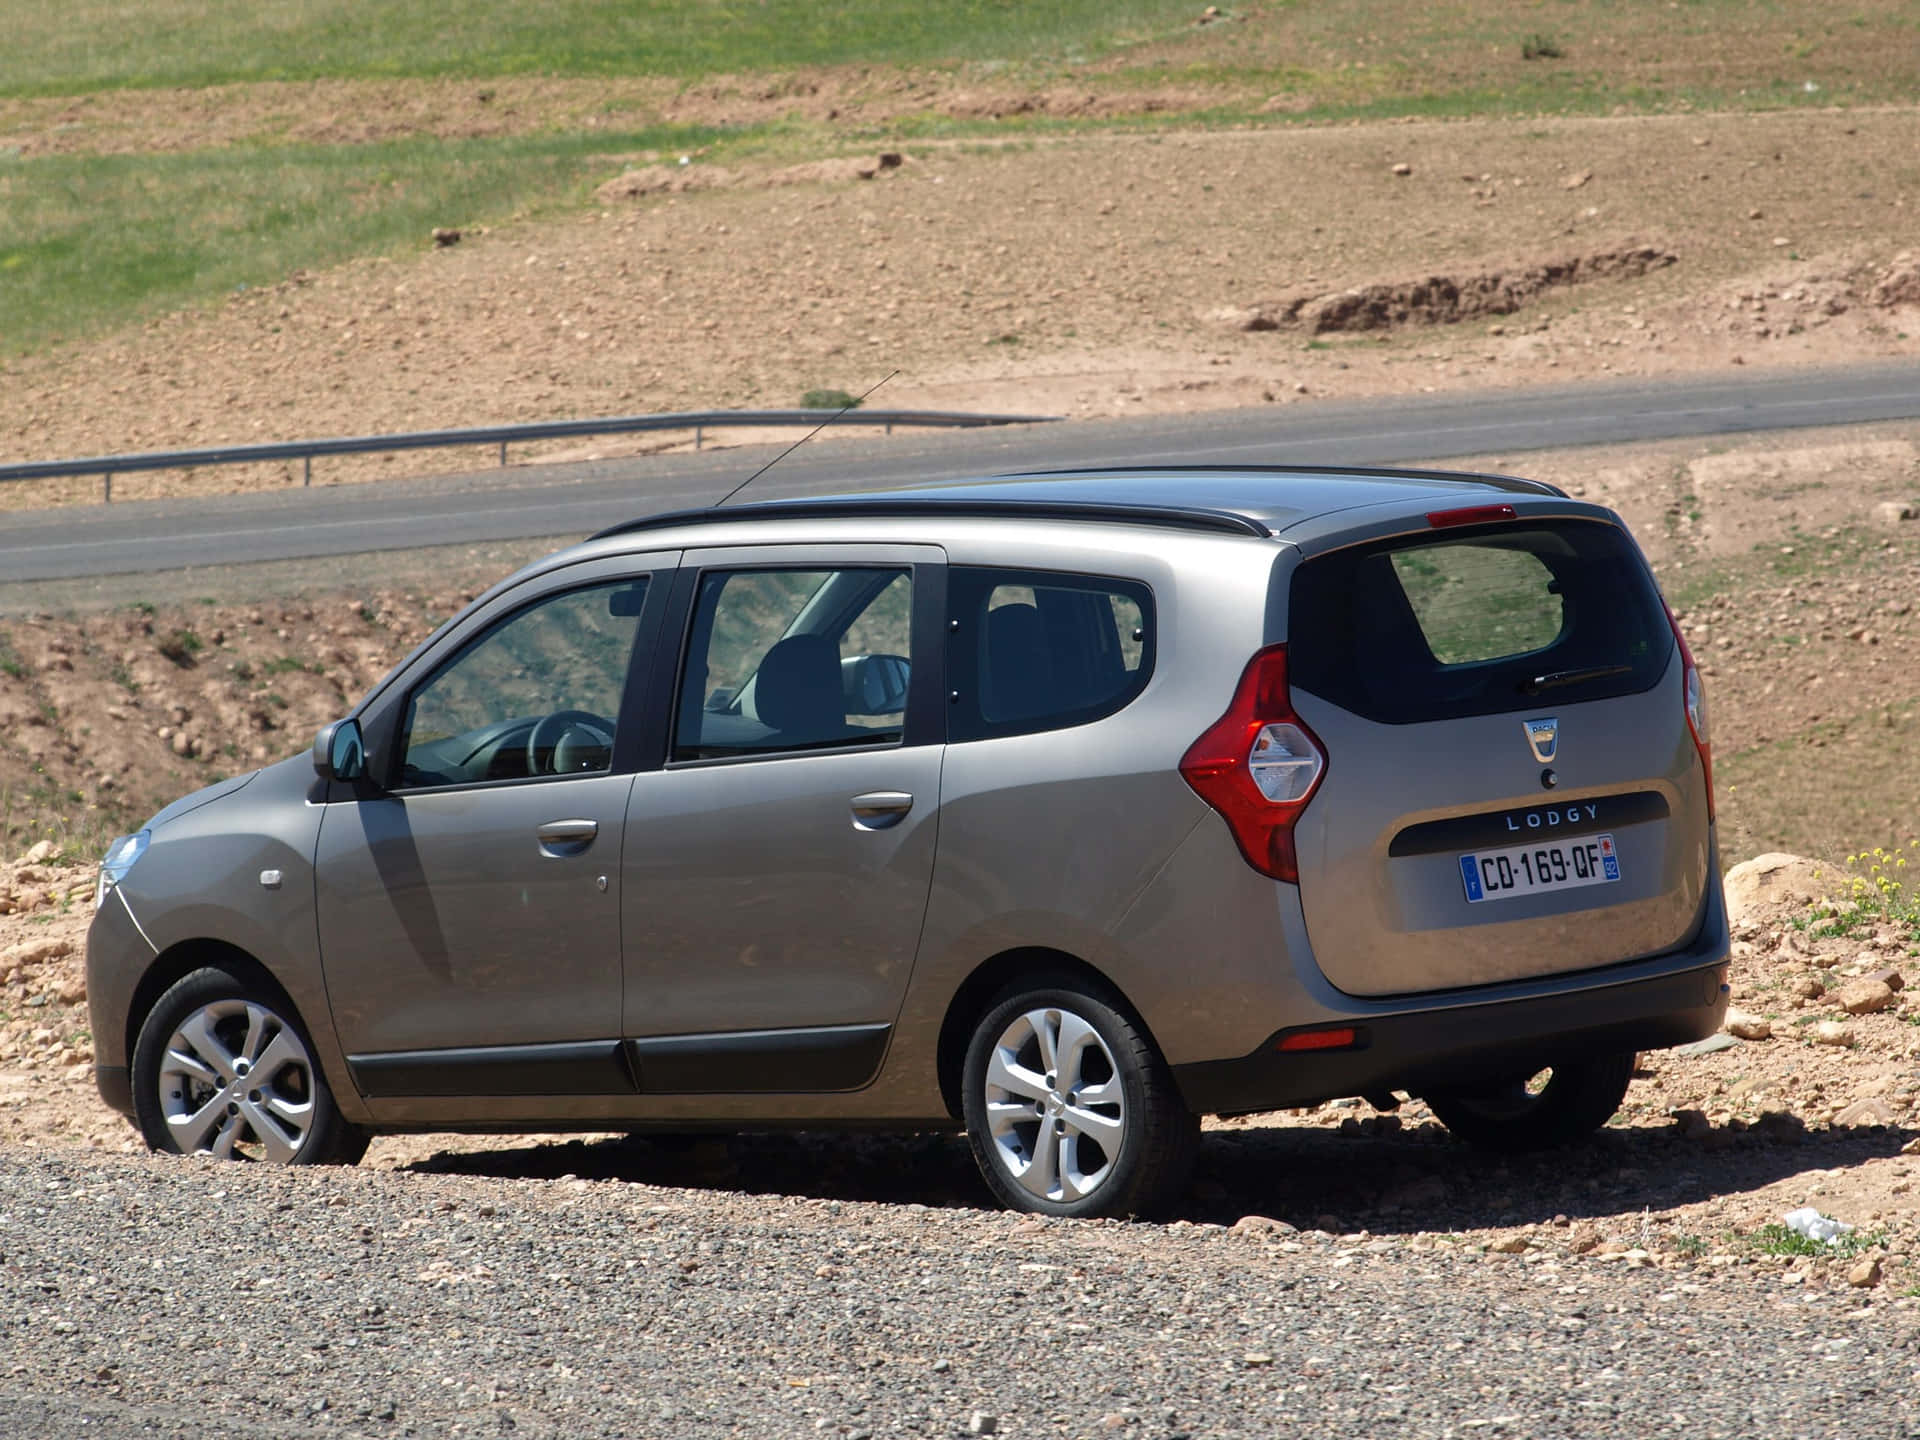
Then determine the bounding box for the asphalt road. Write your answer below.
[4,362,1919,586]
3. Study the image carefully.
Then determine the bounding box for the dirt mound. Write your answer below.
[938,87,1215,120]
[0,590,462,855]
[595,151,903,205]
[0,847,101,1150]
[1724,852,1839,927]
[1212,246,1679,334]
[1870,252,1920,310]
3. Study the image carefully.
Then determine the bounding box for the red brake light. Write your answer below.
[1179,645,1327,883]
[1427,504,1517,528]
[1665,605,1714,822]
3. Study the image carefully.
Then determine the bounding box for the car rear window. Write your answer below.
[1287,519,1674,724]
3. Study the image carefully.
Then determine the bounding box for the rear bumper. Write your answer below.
[1172,865,1732,1116]
[1173,958,1727,1114]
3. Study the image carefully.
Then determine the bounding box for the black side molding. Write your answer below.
[626,1023,891,1094]
[348,1024,894,1099]
[1388,790,1669,857]
[349,1040,636,1098]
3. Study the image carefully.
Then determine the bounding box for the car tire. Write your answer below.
[961,978,1198,1219]
[132,966,368,1166]
[1423,1051,1636,1154]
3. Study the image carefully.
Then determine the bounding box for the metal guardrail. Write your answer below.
[0,408,1061,502]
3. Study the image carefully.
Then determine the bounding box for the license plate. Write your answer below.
[1459,833,1620,903]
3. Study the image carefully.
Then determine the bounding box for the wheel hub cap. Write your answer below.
[156,998,316,1163]
[983,1005,1126,1204]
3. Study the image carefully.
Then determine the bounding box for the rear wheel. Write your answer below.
[132,967,368,1166]
[961,979,1197,1219]
[1423,1052,1635,1153]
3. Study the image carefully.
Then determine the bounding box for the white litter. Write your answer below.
[1781,1207,1855,1245]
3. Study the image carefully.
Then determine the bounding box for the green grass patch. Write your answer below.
[7,0,1913,108]
[1749,1223,1884,1260]
[0,125,722,355]
[1,0,1192,95]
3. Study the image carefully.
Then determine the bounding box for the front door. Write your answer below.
[315,571,660,1089]
[620,548,944,1091]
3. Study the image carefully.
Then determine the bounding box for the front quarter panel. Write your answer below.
[102,756,369,1124]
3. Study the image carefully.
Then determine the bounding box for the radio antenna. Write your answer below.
[710,370,898,510]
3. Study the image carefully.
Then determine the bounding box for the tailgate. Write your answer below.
[1285,514,1711,997]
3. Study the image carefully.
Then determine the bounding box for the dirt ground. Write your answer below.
[5,105,1920,508]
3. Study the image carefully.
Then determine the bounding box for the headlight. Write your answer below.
[96,830,149,909]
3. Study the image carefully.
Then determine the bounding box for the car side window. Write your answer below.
[674,567,912,760]
[949,567,1154,741]
[396,579,648,789]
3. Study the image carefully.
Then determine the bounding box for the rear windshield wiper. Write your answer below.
[1520,664,1633,695]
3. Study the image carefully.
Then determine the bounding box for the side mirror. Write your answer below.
[313,718,367,783]
[841,653,912,716]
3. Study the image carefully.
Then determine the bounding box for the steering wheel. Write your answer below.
[526,710,614,776]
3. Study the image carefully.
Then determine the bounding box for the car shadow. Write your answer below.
[399,1113,1918,1231]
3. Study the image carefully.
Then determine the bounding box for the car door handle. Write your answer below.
[849,791,914,830]
[536,818,599,855]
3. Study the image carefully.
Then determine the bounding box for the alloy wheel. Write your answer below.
[982,1005,1128,1204]
[157,998,317,1162]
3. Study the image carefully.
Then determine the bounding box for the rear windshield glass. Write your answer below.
[1287,519,1673,725]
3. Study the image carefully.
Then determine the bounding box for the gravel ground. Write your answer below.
[5,1147,1918,1440]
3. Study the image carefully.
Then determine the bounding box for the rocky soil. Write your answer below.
[4,1144,1917,1440]
[0,584,473,856]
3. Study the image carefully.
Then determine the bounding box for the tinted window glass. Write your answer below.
[950,568,1153,741]
[398,579,647,788]
[1388,545,1563,663]
[674,567,911,760]
[1288,520,1673,725]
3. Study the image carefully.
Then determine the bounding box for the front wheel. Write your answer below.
[1423,1052,1635,1153]
[961,980,1197,1218]
[131,967,368,1166]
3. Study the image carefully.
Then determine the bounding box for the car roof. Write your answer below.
[591,465,1563,543]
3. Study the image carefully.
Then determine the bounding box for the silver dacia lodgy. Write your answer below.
[87,467,1729,1217]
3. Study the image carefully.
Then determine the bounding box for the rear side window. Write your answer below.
[949,568,1153,741]
[1288,520,1673,725]
[672,566,912,760]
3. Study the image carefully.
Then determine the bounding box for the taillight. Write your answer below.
[1179,645,1327,883]
[1666,607,1714,822]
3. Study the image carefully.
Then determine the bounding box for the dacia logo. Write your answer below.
[1523,716,1559,763]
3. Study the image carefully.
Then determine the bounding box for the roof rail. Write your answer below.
[994,462,1566,498]
[590,497,1273,542]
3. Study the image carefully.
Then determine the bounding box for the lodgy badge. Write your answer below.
[1505,802,1601,832]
